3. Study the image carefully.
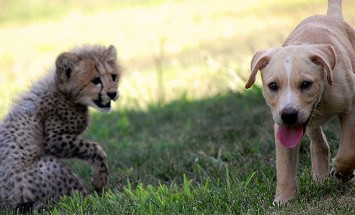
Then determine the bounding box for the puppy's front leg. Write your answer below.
[331,114,355,181]
[274,124,300,204]
[307,127,329,181]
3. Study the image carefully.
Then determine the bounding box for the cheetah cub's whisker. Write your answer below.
[0,44,121,212]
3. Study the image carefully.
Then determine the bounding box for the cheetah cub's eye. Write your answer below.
[107,60,115,66]
[111,74,117,82]
[91,77,101,85]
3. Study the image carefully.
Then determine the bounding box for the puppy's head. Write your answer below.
[246,44,336,148]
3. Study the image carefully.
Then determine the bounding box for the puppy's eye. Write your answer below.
[268,82,278,91]
[91,77,101,85]
[111,74,117,82]
[300,81,313,90]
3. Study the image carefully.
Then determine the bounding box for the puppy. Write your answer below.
[245,0,355,203]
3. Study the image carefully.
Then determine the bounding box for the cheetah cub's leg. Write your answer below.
[35,156,89,204]
[15,157,88,213]
[44,132,109,192]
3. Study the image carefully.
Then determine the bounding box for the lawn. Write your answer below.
[1,0,355,214]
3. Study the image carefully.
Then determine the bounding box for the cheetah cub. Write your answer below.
[0,45,121,211]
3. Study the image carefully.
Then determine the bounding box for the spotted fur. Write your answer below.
[0,44,121,211]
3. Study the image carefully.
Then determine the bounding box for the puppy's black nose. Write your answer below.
[281,108,298,125]
[107,92,117,100]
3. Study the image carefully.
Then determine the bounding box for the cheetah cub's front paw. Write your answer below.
[92,173,109,192]
[92,162,109,192]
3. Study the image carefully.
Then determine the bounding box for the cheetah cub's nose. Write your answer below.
[107,91,118,100]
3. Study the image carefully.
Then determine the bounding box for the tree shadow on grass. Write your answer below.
[84,86,340,192]
[83,87,273,188]
[60,86,351,214]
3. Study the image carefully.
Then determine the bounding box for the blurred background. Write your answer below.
[0,0,355,114]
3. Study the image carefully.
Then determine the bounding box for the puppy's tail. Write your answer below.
[327,0,343,20]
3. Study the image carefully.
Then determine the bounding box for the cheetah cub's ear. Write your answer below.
[106,45,117,64]
[55,52,80,82]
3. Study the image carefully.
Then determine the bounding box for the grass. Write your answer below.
[1,0,355,214]
[33,89,355,214]
[0,0,171,25]
[0,0,345,112]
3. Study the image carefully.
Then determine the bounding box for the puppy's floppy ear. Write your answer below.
[245,49,275,89]
[308,44,336,85]
[55,52,80,81]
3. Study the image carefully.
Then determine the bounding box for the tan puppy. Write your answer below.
[245,0,355,204]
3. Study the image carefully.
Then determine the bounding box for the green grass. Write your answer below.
[30,89,354,214]
[1,0,355,214]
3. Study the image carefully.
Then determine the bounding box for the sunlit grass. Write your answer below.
[2,0,353,115]
[0,0,170,25]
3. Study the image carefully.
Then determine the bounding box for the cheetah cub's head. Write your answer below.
[55,44,121,112]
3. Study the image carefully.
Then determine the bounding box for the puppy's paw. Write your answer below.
[330,168,354,182]
[273,186,296,206]
[273,199,291,207]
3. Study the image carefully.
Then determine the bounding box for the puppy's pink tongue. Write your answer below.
[276,125,303,148]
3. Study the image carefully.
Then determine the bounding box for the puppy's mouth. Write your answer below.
[276,123,307,149]
[275,100,320,149]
